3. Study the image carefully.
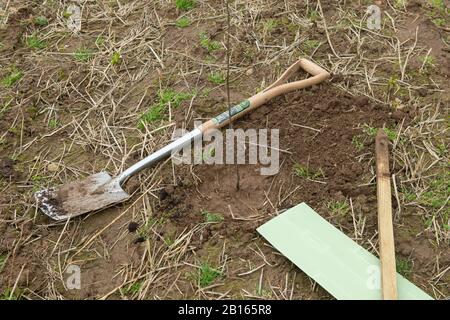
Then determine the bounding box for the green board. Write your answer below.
[257,203,433,300]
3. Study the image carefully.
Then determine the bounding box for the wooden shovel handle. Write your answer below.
[375,129,398,300]
[200,58,330,133]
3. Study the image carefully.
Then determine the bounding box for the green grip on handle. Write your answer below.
[212,100,250,125]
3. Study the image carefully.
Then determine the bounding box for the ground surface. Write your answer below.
[0,0,449,299]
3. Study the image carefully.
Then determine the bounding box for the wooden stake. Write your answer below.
[375,129,398,300]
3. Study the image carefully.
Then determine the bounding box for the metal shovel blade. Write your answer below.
[34,172,130,221]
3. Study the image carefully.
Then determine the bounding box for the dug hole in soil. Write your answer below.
[163,87,392,222]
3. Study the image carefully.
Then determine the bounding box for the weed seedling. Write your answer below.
[26,34,46,50]
[204,55,216,64]
[34,16,49,26]
[199,32,221,52]
[63,10,72,19]
[202,210,224,223]
[383,127,397,141]
[31,175,44,185]
[307,9,319,22]
[396,258,412,277]
[419,173,449,209]
[175,0,195,11]
[48,119,60,129]
[401,187,417,202]
[135,218,161,240]
[160,89,193,108]
[139,89,193,128]
[110,51,121,65]
[95,36,105,47]
[302,39,320,53]
[263,19,278,34]
[208,71,225,84]
[394,0,407,9]
[164,235,175,246]
[176,17,191,28]
[124,281,142,295]
[139,104,165,125]
[429,0,446,10]
[432,18,446,26]
[387,75,399,93]
[327,200,349,216]
[362,124,377,137]
[419,55,435,71]
[74,47,93,62]
[351,135,364,151]
[293,163,323,180]
[0,288,20,300]
[2,68,23,87]
[197,262,222,287]
[256,286,273,298]
[436,143,447,157]
[361,124,399,143]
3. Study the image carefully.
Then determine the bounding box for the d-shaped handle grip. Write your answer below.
[201,58,330,131]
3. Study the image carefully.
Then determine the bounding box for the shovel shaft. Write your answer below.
[116,128,202,184]
[117,59,329,184]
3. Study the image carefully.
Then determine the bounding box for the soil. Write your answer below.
[161,88,390,221]
[0,0,448,300]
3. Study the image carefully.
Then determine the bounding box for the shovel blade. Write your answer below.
[35,172,130,221]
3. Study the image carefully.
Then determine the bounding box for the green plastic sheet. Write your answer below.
[257,203,433,300]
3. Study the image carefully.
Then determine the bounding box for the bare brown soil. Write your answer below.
[0,0,448,300]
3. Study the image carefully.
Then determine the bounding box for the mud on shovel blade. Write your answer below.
[35,172,129,221]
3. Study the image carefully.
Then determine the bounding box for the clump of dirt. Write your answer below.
[127,221,139,233]
[0,158,18,181]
